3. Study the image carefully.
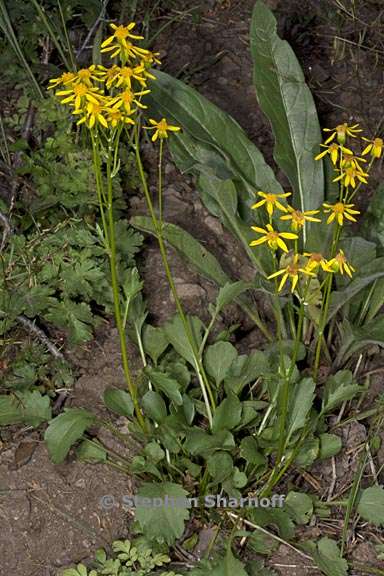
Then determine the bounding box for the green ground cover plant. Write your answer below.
[1,1,384,574]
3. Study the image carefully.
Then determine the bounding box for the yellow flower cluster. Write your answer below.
[249,122,381,292]
[48,22,180,139]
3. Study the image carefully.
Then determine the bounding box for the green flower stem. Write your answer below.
[105,145,146,430]
[313,273,332,380]
[134,128,215,427]
[91,131,146,431]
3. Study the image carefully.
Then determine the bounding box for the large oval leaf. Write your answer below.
[250,0,324,241]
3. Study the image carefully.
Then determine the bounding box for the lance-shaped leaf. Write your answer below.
[145,69,283,203]
[250,0,324,241]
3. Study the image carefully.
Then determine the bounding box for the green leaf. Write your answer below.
[145,367,183,406]
[207,452,234,484]
[142,390,167,423]
[224,351,269,395]
[142,324,169,364]
[135,482,190,545]
[131,215,229,285]
[211,547,249,576]
[286,377,315,442]
[44,408,96,464]
[204,342,238,387]
[216,281,252,313]
[239,436,266,467]
[294,436,319,467]
[44,300,94,344]
[212,394,242,433]
[103,388,134,418]
[319,433,342,459]
[145,69,283,200]
[0,395,24,426]
[184,428,235,456]
[312,537,348,576]
[285,491,313,525]
[321,370,361,414]
[164,314,203,367]
[248,507,295,540]
[77,440,107,463]
[250,0,323,240]
[357,486,384,526]
[21,390,51,427]
[328,257,384,321]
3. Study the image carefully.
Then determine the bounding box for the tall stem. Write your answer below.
[91,132,146,431]
[134,128,215,427]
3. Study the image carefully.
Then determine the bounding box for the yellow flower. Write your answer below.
[323,123,362,145]
[75,101,109,129]
[75,65,104,85]
[106,108,135,128]
[325,250,355,278]
[48,71,76,90]
[110,88,149,114]
[362,137,383,159]
[114,64,147,89]
[101,23,149,61]
[341,152,367,173]
[268,254,315,292]
[315,143,353,165]
[323,202,360,226]
[144,118,181,142]
[251,191,291,216]
[97,64,122,88]
[333,166,368,188]
[141,51,161,67]
[280,207,321,231]
[56,82,102,110]
[303,252,329,272]
[250,223,298,252]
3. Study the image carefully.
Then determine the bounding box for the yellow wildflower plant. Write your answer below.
[323,122,362,145]
[48,71,76,90]
[341,151,367,173]
[303,252,329,272]
[362,137,383,159]
[280,207,321,231]
[109,88,150,114]
[56,82,103,110]
[75,101,109,129]
[144,118,181,142]
[250,223,297,252]
[323,202,360,226]
[333,166,368,188]
[315,142,353,165]
[251,191,291,216]
[325,250,355,278]
[268,254,315,292]
[100,22,147,59]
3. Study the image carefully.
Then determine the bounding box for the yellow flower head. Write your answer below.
[106,108,135,128]
[110,88,150,114]
[323,202,360,226]
[144,118,181,142]
[315,143,353,165]
[250,223,298,252]
[116,65,147,89]
[56,82,102,110]
[251,191,291,216]
[101,23,149,61]
[303,252,329,272]
[362,137,383,159]
[75,65,104,85]
[75,101,108,129]
[333,166,368,188]
[325,250,355,278]
[268,254,315,292]
[280,207,321,231]
[48,71,76,90]
[341,151,367,173]
[323,123,362,145]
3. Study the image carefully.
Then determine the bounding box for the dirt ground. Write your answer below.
[1,0,384,574]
